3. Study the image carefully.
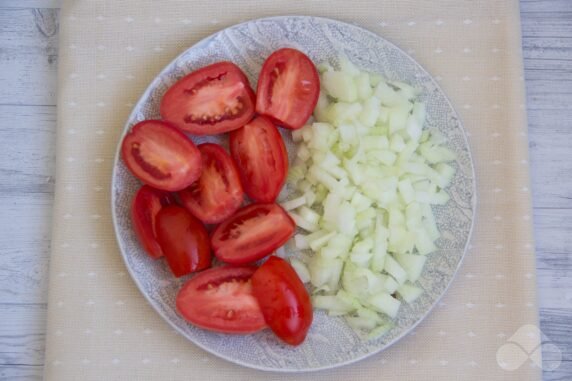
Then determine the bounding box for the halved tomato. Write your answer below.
[131,185,175,259]
[176,266,266,334]
[256,48,320,130]
[229,116,288,203]
[121,120,202,191]
[160,62,256,135]
[179,143,244,224]
[155,205,211,277]
[251,257,313,346]
[211,203,295,264]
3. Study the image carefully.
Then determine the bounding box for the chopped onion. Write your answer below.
[281,57,457,339]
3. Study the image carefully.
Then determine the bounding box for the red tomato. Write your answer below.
[176,266,266,334]
[160,62,256,135]
[155,205,211,277]
[131,185,175,259]
[229,116,288,203]
[256,48,320,130]
[121,120,202,192]
[211,204,295,265]
[251,257,313,345]
[179,144,244,224]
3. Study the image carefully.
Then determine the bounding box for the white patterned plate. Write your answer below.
[111,16,476,372]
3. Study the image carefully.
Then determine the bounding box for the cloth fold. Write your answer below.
[44,0,540,379]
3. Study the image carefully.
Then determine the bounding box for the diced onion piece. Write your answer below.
[304,189,317,207]
[298,206,321,226]
[280,195,307,211]
[313,295,354,313]
[397,282,423,303]
[367,322,394,340]
[308,230,336,251]
[367,293,401,319]
[291,129,304,142]
[383,276,399,294]
[337,202,356,235]
[322,71,357,102]
[384,256,408,285]
[309,256,343,290]
[351,191,373,212]
[398,179,416,205]
[287,165,306,184]
[359,96,380,127]
[394,253,427,282]
[345,315,378,331]
[339,56,360,76]
[414,228,437,255]
[309,165,340,193]
[295,180,310,193]
[355,72,373,100]
[294,234,309,250]
[289,211,318,232]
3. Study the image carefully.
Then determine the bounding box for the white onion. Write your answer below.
[285,57,456,338]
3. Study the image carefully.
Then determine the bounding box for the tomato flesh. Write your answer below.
[176,266,266,334]
[131,185,175,259]
[121,120,202,191]
[179,144,244,224]
[251,257,313,345]
[256,48,320,130]
[160,62,256,135]
[211,203,295,264]
[230,116,288,203]
[155,205,211,277]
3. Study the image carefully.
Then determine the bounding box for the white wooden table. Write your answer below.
[0,1,570,380]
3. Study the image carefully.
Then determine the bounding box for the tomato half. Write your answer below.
[155,205,211,277]
[179,144,244,224]
[131,185,175,259]
[176,266,266,334]
[251,257,313,346]
[256,48,320,130]
[121,120,202,192]
[160,62,256,135]
[211,203,295,264]
[229,116,288,203]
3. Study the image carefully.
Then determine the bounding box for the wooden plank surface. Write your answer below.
[0,1,570,380]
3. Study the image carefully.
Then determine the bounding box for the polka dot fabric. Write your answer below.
[45,0,539,380]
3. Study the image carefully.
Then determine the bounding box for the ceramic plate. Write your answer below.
[111,16,476,372]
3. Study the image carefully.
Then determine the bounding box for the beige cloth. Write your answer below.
[45,0,540,379]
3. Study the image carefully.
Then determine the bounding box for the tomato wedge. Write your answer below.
[131,185,175,259]
[121,120,202,191]
[179,144,244,224]
[155,205,211,277]
[256,48,320,130]
[251,257,313,345]
[176,266,266,334]
[160,62,256,135]
[229,116,288,203]
[211,203,295,264]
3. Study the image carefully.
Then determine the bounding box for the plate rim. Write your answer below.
[110,15,477,373]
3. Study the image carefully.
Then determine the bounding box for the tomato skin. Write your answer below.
[256,48,320,130]
[229,116,288,203]
[179,144,244,224]
[211,203,295,265]
[160,62,256,135]
[155,205,211,277]
[121,120,202,192]
[251,257,313,346]
[176,266,267,334]
[131,185,175,259]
